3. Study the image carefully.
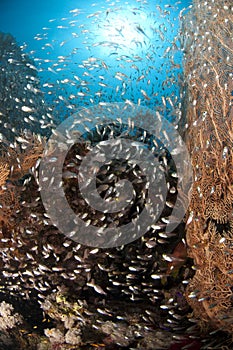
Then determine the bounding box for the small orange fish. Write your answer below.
[90,344,105,348]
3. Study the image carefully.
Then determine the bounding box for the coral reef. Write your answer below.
[0,1,233,348]
[183,0,233,335]
[0,33,193,349]
[0,119,194,349]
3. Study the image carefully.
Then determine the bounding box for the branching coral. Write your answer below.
[0,162,9,187]
[182,0,233,334]
[0,130,45,230]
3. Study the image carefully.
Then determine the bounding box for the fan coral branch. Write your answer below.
[0,130,45,230]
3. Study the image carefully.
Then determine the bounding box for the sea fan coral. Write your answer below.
[0,131,45,232]
[0,162,9,187]
[183,0,233,335]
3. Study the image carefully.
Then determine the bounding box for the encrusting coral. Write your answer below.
[182,0,233,335]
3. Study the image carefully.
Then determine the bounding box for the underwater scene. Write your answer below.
[0,0,232,349]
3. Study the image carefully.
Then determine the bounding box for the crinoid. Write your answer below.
[183,0,233,335]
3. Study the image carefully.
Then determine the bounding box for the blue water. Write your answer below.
[0,0,193,124]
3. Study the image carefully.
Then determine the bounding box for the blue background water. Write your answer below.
[0,0,192,124]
